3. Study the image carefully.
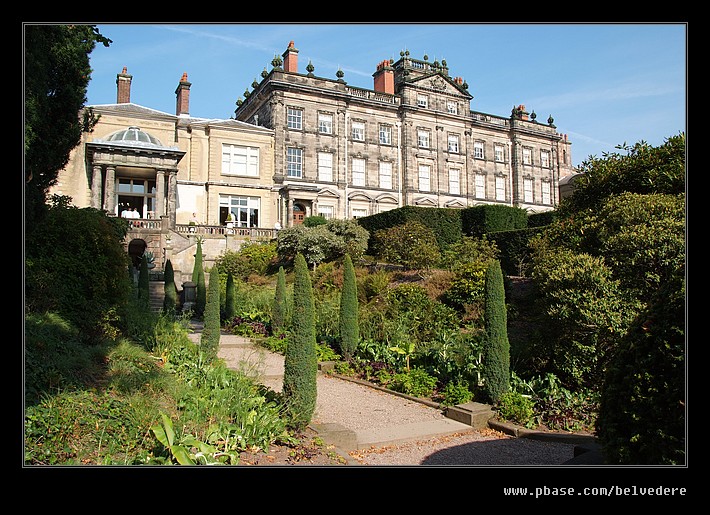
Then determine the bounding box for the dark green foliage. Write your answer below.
[272,266,287,335]
[358,206,462,253]
[24,200,132,340]
[192,240,206,317]
[338,254,359,361]
[488,227,544,277]
[24,25,110,230]
[461,204,528,238]
[527,210,557,228]
[138,252,150,299]
[303,215,328,227]
[224,272,237,321]
[482,260,510,404]
[282,254,317,430]
[559,133,685,216]
[373,221,441,270]
[200,266,222,360]
[596,267,685,465]
[163,259,177,314]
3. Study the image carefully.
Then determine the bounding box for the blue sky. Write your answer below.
[84,23,686,168]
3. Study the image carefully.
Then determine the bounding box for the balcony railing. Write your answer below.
[125,218,277,240]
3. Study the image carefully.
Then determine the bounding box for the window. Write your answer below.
[318,205,334,219]
[540,150,551,168]
[474,141,485,159]
[352,158,366,186]
[475,174,486,199]
[286,147,303,178]
[495,144,505,163]
[447,134,459,153]
[222,144,259,176]
[495,176,506,201]
[221,195,260,228]
[352,121,365,141]
[417,94,428,108]
[542,181,551,204]
[418,129,430,148]
[318,113,333,134]
[351,207,368,219]
[523,147,532,165]
[318,152,333,182]
[524,178,533,203]
[418,164,431,192]
[447,101,458,114]
[287,107,303,130]
[379,124,392,145]
[449,168,460,195]
[379,161,392,189]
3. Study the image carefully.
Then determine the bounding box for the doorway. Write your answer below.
[293,203,305,225]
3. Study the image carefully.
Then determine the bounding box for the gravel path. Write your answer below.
[216,337,580,466]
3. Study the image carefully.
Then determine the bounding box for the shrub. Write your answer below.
[498,391,535,427]
[389,368,437,398]
[439,381,474,407]
[482,260,510,404]
[224,272,237,321]
[271,266,287,335]
[373,221,440,270]
[282,253,318,430]
[192,239,206,317]
[200,265,222,361]
[163,259,177,315]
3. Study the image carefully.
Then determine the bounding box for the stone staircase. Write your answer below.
[148,281,165,313]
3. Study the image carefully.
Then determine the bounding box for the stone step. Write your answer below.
[445,401,495,430]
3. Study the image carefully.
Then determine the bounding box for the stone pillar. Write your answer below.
[103,166,116,213]
[167,171,177,227]
[287,197,294,227]
[91,165,102,209]
[156,169,166,218]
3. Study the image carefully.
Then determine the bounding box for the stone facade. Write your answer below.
[234,43,575,224]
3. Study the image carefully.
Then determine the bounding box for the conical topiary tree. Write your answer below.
[224,272,237,322]
[138,251,150,301]
[192,238,206,317]
[200,265,222,361]
[338,254,359,361]
[163,259,177,315]
[282,253,317,431]
[272,266,287,336]
[482,259,510,404]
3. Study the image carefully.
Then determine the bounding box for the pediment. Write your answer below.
[408,73,472,98]
[413,196,437,207]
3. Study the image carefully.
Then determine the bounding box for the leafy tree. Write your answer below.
[338,254,359,361]
[272,266,287,335]
[24,24,111,231]
[373,221,441,270]
[282,253,317,430]
[276,219,369,268]
[163,259,177,315]
[558,133,685,216]
[303,215,327,227]
[482,260,510,404]
[597,265,685,464]
[224,272,237,322]
[200,265,222,361]
[216,241,277,280]
[24,197,131,340]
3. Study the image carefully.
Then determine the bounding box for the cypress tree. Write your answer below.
[224,272,237,322]
[200,265,222,361]
[192,239,206,317]
[338,254,359,361]
[138,252,150,300]
[482,259,510,404]
[163,259,177,315]
[272,266,287,336]
[282,253,317,431]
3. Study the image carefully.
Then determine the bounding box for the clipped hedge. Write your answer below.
[461,204,528,238]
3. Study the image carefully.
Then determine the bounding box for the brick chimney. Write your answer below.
[175,72,191,117]
[116,67,132,104]
[373,60,394,95]
[283,41,299,73]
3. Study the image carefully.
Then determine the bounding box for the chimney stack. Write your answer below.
[175,72,191,117]
[373,60,394,95]
[116,67,132,104]
[283,41,299,73]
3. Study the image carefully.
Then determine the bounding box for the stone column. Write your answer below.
[91,165,102,209]
[167,171,177,227]
[156,169,166,218]
[287,197,294,227]
[103,166,116,213]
